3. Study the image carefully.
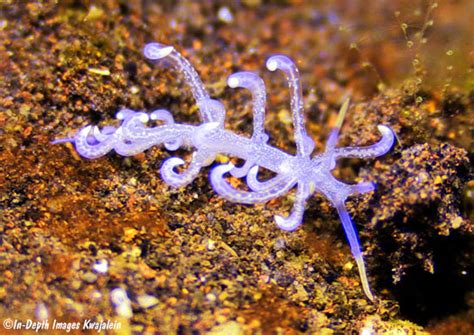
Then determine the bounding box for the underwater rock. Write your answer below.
[360,142,472,324]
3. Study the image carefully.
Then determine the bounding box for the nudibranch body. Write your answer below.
[54,43,395,301]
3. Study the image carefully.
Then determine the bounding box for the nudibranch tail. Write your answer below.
[335,203,374,301]
[51,137,74,145]
[266,55,314,157]
[355,255,374,302]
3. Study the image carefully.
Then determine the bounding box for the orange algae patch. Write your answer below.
[1,142,169,251]
[238,286,309,334]
[44,253,76,279]
[44,193,169,249]
[304,230,345,265]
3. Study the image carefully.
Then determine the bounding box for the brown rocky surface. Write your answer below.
[0,1,472,334]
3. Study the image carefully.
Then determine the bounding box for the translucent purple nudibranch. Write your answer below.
[53,43,395,301]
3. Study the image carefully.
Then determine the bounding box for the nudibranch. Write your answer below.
[53,43,395,301]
